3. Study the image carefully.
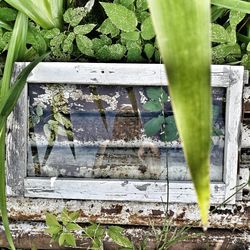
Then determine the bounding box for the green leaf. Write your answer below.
[93,38,109,52]
[0,7,17,21]
[46,213,61,227]
[107,226,133,248]
[61,208,71,224]
[144,43,154,59]
[92,239,103,250]
[211,24,229,43]
[69,210,79,221]
[143,100,162,112]
[227,11,246,44]
[95,44,126,61]
[84,223,105,238]
[58,232,66,246]
[141,16,155,40]
[76,35,94,56]
[43,124,55,145]
[27,26,47,55]
[0,53,49,118]
[148,0,211,225]
[109,44,126,60]
[211,5,226,22]
[5,0,64,29]
[144,116,164,136]
[36,105,43,116]
[126,42,142,62]
[97,18,120,37]
[74,24,96,35]
[50,33,66,47]
[246,42,250,52]
[212,43,241,61]
[100,2,138,32]
[63,7,87,27]
[95,45,111,61]
[62,32,75,53]
[136,0,148,11]
[66,223,82,231]
[213,127,223,136]
[42,28,60,39]
[45,225,62,235]
[120,0,135,8]
[229,10,246,27]
[3,31,12,43]
[64,233,76,247]
[0,20,12,31]
[136,11,149,23]
[161,116,179,142]
[213,105,220,122]
[121,31,140,41]
[146,87,168,102]
[211,0,250,13]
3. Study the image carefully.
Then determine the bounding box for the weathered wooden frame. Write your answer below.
[6,63,245,205]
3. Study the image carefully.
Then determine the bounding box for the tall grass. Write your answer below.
[148,0,211,226]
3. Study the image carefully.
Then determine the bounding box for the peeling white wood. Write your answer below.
[17,62,231,87]
[24,178,225,204]
[7,63,245,206]
[6,64,27,196]
[5,197,250,229]
[223,66,244,203]
[241,124,250,148]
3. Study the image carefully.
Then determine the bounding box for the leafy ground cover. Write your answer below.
[0,0,249,71]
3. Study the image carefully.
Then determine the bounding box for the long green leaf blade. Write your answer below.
[4,0,64,29]
[0,12,28,101]
[147,0,211,226]
[211,0,250,13]
[0,53,49,118]
[0,11,29,250]
[0,54,48,250]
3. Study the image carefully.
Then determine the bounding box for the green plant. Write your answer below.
[45,208,201,249]
[143,87,224,140]
[0,2,64,249]
[147,0,250,226]
[34,0,159,62]
[45,208,134,249]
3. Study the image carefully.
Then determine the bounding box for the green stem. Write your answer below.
[0,120,16,250]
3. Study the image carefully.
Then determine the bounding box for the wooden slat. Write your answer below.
[20,62,231,87]
[24,178,225,204]
[223,66,244,203]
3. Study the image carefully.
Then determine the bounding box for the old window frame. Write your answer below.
[6,63,245,204]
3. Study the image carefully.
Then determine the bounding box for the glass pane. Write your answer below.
[27,84,225,181]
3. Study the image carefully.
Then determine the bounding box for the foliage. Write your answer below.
[45,208,199,249]
[0,1,64,249]
[143,87,224,141]
[148,0,211,226]
[0,1,250,68]
[0,0,249,247]
[45,209,134,249]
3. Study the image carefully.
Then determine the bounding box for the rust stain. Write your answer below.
[151,209,164,216]
[176,211,185,220]
[101,205,123,214]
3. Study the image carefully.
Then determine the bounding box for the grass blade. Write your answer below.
[0,13,29,250]
[0,54,48,250]
[0,12,28,101]
[211,0,250,13]
[4,0,64,29]
[0,53,49,118]
[0,20,12,31]
[147,0,211,226]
